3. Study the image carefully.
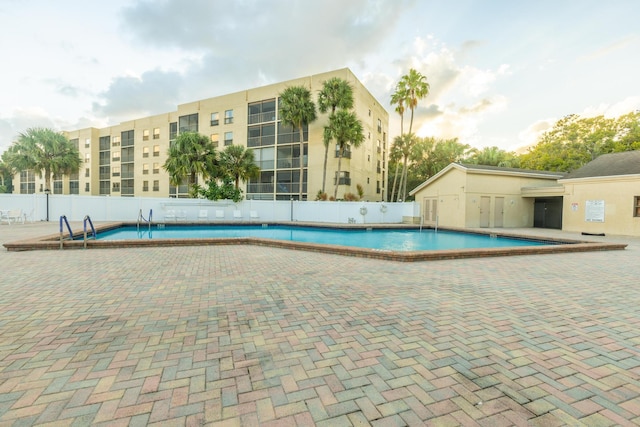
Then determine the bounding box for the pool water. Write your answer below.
[96,225,550,252]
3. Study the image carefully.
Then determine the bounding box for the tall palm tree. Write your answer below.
[318,77,354,193]
[219,145,260,190]
[163,132,217,196]
[6,127,81,192]
[278,86,317,200]
[401,68,430,137]
[390,86,408,136]
[325,109,365,199]
[396,69,430,201]
[388,135,405,202]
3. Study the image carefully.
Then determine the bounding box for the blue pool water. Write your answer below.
[96,225,551,252]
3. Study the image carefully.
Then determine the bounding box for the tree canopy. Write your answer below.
[4,127,81,192]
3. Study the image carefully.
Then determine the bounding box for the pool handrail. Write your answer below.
[83,215,97,249]
[59,215,73,249]
[137,209,152,232]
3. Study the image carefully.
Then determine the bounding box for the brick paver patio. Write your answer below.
[0,222,639,426]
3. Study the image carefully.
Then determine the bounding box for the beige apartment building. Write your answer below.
[18,68,389,201]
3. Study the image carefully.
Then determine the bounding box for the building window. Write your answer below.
[112,136,121,147]
[635,197,640,217]
[142,181,149,192]
[153,163,159,174]
[85,168,90,178]
[248,123,275,147]
[143,129,150,141]
[224,131,233,146]
[153,145,160,157]
[112,166,120,177]
[112,182,120,192]
[153,180,159,191]
[85,183,90,192]
[85,138,91,147]
[85,153,90,163]
[377,119,382,133]
[143,164,149,175]
[211,112,219,126]
[179,113,198,133]
[143,147,149,158]
[248,99,276,124]
[211,134,219,147]
[121,130,134,147]
[112,151,120,161]
[335,144,351,159]
[153,128,160,139]
[224,109,233,124]
[334,171,351,186]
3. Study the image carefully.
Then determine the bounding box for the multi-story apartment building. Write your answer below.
[20,68,389,201]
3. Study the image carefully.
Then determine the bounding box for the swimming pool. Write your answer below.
[97,224,549,252]
[4,222,626,262]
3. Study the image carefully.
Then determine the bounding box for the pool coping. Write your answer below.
[3,221,627,262]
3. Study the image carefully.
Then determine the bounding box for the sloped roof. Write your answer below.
[457,163,565,177]
[561,151,640,180]
[409,162,564,196]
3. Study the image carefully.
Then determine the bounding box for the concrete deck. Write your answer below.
[0,222,639,426]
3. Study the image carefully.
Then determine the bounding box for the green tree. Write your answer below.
[5,127,81,192]
[391,69,430,201]
[517,113,633,172]
[318,77,354,193]
[325,109,365,199]
[465,146,520,167]
[163,132,217,196]
[218,144,260,190]
[278,86,317,200]
[0,151,13,193]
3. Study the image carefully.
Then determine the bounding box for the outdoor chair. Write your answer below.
[215,210,225,219]
[233,210,242,220]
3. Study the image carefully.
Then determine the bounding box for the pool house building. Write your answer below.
[15,68,389,202]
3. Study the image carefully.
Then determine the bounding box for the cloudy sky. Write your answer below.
[0,0,638,155]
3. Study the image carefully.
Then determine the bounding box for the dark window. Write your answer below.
[277,123,308,144]
[179,114,198,133]
[248,99,276,124]
[248,123,275,147]
[121,130,134,147]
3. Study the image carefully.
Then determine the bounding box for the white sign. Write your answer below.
[585,200,605,222]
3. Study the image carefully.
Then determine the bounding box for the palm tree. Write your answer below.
[163,132,217,196]
[278,86,317,200]
[396,69,430,200]
[219,145,260,190]
[388,135,405,202]
[401,68,430,136]
[325,109,365,199]
[6,127,81,192]
[390,85,408,136]
[318,77,354,193]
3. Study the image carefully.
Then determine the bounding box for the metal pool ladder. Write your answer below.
[137,209,152,232]
[59,215,73,249]
[83,215,96,249]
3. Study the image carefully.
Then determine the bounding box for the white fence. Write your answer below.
[0,193,418,224]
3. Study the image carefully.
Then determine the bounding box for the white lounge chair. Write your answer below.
[233,210,242,220]
[23,209,35,223]
[197,210,208,221]
[176,210,187,221]
[7,209,24,224]
[0,210,10,225]
[250,210,259,220]
[215,210,225,219]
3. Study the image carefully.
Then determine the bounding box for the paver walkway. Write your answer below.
[0,222,639,426]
